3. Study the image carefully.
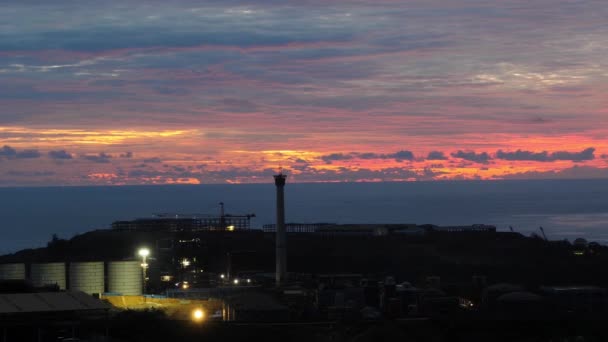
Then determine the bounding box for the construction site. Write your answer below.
[2,173,608,341]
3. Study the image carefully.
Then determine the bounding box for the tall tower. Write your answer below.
[274,172,287,286]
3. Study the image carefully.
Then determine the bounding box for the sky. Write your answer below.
[1,0,608,186]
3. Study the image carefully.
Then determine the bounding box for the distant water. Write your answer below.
[1,179,608,254]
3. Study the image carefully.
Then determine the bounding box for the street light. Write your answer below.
[192,308,205,322]
[138,248,150,294]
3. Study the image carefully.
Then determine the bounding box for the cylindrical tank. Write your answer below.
[30,262,66,289]
[69,262,105,295]
[0,263,26,280]
[107,261,142,295]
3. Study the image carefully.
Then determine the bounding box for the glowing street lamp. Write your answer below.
[138,248,150,294]
[192,308,205,322]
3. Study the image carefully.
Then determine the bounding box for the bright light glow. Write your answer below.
[182,258,191,267]
[220,274,225,279]
[233,278,239,285]
[227,225,235,231]
[246,278,251,284]
[138,248,150,257]
[192,309,205,322]
[182,283,190,289]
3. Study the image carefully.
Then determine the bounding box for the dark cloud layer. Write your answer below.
[321,150,415,163]
[81,152,112,163]
[48,150,73,160]
[551,148,595,162]
[496,148,595,162]
[427,151,447,160]
[0,26,352,52]
[501,165,608,180]
[451,150,491,164]
[100,164,443,184]
[321,153,354,163]
[0,145,41,160]
[143,157,162,163]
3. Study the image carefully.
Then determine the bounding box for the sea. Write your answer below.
[1,179,607,254]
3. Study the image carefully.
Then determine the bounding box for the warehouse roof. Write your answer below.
[0,291,110,314]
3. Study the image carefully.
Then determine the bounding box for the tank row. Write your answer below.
[0,261,142,295]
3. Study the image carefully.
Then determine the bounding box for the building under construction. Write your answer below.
[112,203,255,232]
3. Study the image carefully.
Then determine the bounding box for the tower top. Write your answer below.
[274,173,286,186]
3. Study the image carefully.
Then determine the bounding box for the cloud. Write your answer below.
[321,150,415,163]
[89,164,445,185]
[143,157,162,163]
[357,153,379,159]
[0,6,356,53]
[6,170,55,177]
[550,147,595,162]
[500,165,608,180]
[388,150,415,162]
[496,149,551,162]
[357,151,414,161]
[496,147,595,162]
[451,150,491,164]
[0,146,17,159]
[427,151,447,160]
[48,150,73,160]
[0,145,41,159]
[321,153,354,163]
[81,152,112,163]
[219,98,259,113]
[16,149,41,159]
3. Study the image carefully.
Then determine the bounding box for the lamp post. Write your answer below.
[138,248,150,294]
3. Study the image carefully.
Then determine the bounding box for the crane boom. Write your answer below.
[539,226,548,241]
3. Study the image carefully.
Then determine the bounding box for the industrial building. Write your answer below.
[112,214,255,232]
[112,203,255,232]
[263,223,493,236]
[262,223,334,233]
[0,291,110,341]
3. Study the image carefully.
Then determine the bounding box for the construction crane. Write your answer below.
[219,202,256,230]
[539,226,548,241]
[219,202,226,230]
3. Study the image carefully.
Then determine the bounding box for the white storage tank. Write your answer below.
[107,261,142,295]
[0,263,26,280]
[69,262,105,295]
[30,262,66,289]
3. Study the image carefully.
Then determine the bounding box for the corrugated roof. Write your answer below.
[0,291,110,314]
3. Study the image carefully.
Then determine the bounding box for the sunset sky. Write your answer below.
[1,0,608,186]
